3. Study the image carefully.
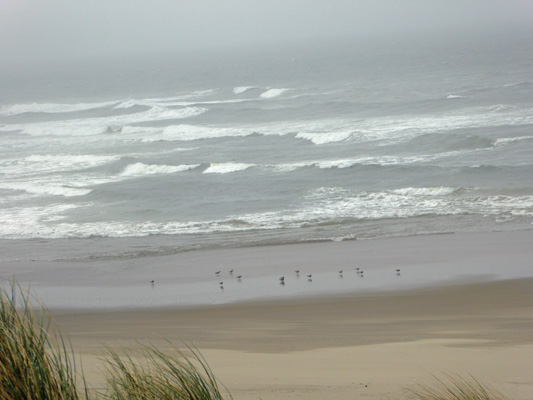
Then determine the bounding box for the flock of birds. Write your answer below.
[149,268,402,289]
[212,267,401,290]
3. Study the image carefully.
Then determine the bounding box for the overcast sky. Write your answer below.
[1,1,532,66]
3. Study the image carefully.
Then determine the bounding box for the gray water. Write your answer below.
[1,30,532,262]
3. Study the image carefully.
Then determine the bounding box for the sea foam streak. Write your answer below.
[0,182,92,197]
[0,154,120,177]
[120,163,199,177]
[260,88,290,98]
[3,188,532,239]
[0,101,116,116]
[6,106,206,137]
[233,86,255,94]
[203,163,254,174]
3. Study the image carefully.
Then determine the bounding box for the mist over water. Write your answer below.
[1,30,533,261]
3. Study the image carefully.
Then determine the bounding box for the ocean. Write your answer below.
[1,29,532,263]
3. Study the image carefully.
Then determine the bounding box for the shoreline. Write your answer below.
[3,229,532,398]
[1,229,532,310]
[53,277,533,399]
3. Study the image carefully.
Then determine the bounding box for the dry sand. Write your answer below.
[54,278,533,399]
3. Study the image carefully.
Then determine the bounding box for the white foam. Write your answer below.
[295,130,353,145]
[138,124,253,142]
[0,182,92,197]
[7,106,206,138]
[120,163,199,177]
[203,163,254,174]
[233,86,255,94]
[1,154,120,177]
[391,187,458,196]
[494,136,533,146]
[0,101,115,116]
[2,190,533,239]
[446,94,464,99]
[260,88,290,98]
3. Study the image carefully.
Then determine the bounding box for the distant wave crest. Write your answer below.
[203,162,254,174]
[120,163,199,177]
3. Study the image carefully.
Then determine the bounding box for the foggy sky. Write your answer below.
[1,0,532,66]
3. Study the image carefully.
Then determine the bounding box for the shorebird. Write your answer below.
[214,271,221,276]
[150,280,155,285]
[229,269,233,274]
[355,267,360,271]
[395,269,401,274]
[279,276,285,282]
[306,274,312,278]
[236,275,242,280]
[280,280,285,286]
[295,270,300,274]
[338,270,343,275]
[220,285,224,290]
[219,281,223,285]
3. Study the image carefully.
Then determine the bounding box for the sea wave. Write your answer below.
[391,187,458,196]
[4,106,206,137]
[0,154,120,177]
[0,182,92,197]
[233,86,255,94]
[120,163,199,177]
[494,136,533,146]
[203,162,254,174]
[260,88,290,98]
[0,101,116,117]
[2,188,532,239]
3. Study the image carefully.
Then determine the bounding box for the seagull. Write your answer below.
[214,271,221,276]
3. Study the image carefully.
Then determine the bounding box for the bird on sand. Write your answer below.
[229,269,233,274]
[214,271,221,276]
[236,275,242,280]
[279,276,285,282]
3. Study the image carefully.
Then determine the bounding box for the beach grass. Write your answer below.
[103,344,232,400]
[0,281,83,400]
[408,374,509,400]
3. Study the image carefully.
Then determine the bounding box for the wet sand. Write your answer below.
[54,278,533,399]
[32,229,533,399]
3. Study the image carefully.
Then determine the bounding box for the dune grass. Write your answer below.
[0,281,82,400]
[408,374,510,400]
[103,344,232,400]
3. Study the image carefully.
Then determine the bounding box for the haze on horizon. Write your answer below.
[1,0,533,69]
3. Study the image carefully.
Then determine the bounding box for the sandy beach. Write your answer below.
[10,230,525,399]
